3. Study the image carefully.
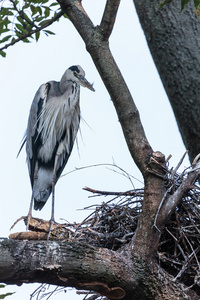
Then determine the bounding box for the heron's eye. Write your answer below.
[73,71,77,77]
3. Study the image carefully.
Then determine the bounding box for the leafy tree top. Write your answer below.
[0,0,199,57]
[0,0,65,57]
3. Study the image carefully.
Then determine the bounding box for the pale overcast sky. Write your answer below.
[0,0,187,299]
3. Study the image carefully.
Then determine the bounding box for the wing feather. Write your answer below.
[26,83,50,186]
[55,102,80,181]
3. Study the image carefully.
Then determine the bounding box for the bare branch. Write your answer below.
[100,0,121,40]
[57,0,94,43]
[59,0,152,175]
[158,161,200,227]
[171,151,188,176]
[83,186,144,197]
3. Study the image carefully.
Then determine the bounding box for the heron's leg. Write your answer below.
[51,153,59,221]
[27,161,38,230]
[48,153,59,237]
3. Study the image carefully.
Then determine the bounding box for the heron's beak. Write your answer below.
[76,74,95,92]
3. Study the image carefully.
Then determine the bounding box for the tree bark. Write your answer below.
[133,0,200,163]
[0,238,199,300]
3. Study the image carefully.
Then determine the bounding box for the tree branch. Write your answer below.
[58,0,152,175]
[0,238,131,299]
[133,0,200,163]
[158,162,200,227]
[10,0,38,30]
[57,0,94,43]
[100,0,121,41]
[58,0,169,266]
[1,238,199,299]
[0,11,64,52]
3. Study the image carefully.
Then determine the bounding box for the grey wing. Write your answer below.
[55,103,81,181]
[26,83,50,186]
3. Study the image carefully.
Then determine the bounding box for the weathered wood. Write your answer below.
[0,238,129,298]
[0,237,199,299]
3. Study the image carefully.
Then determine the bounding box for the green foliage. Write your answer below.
[181,0,191,10]
[158,0,174,9]
[0,0,65,57]
[194,0,200,8]
[159,0,200,10]
[0,284,15,299]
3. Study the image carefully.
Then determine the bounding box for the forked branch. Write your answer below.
[59,0,152,174]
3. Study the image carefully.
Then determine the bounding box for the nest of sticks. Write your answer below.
[69,176,200,296]
[78,187,200,286]
[10,160,200,298]
[72,187,143,250]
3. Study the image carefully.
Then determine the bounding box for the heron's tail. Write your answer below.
[34,189,51,210]
[33,167,53,210]
[34,200,46,210]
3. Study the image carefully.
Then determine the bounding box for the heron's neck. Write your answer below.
[59,78,75,94]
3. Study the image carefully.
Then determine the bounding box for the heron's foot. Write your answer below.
[47,218,57,240]
[10,215,34,232]
[10,216,27,230]
[26,213,32,231]
[9,217,69,240]
[10,216,53,233]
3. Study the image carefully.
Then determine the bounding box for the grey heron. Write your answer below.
[19,65,95,231]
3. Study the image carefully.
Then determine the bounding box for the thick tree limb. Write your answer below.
[0,238,129,298]
[133,0,200,163]
[57,0,94,43]
[1,238,199,299]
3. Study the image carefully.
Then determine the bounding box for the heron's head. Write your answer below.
[65,65,95,91]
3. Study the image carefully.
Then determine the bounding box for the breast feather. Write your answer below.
[37,91,79,163]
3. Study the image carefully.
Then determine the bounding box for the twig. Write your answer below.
[182,231,200,270]
[0,11,64,52]
[173,246,200,281]
[153,185,174,231]
[171,151,188,176]
[61,163,143,185]
[83,187,141,197]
